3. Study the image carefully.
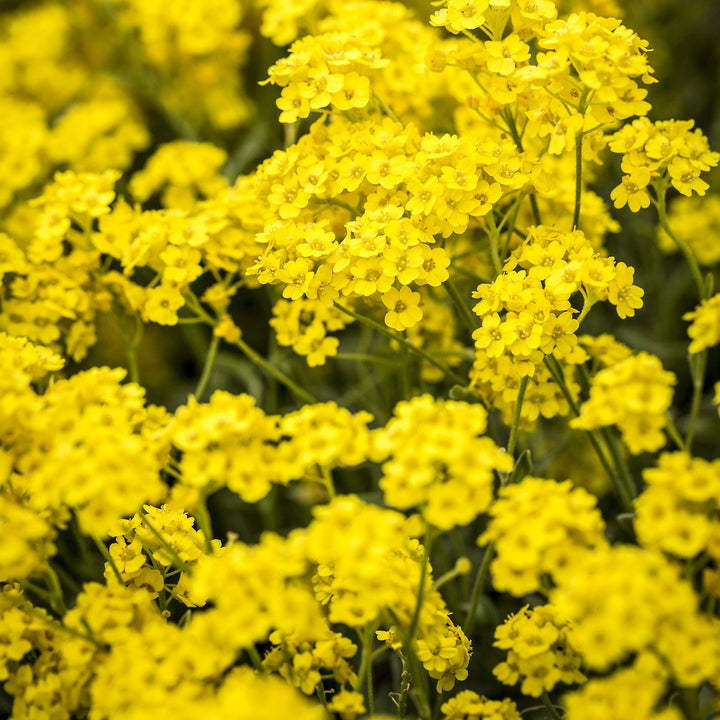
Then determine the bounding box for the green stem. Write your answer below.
[665,411,686,451]
[463,543,494,635]
[20,579,54,605]
[655,190,707,301]
[187,291,316,405]
[12,601,103,648]
[541,691,564,720]
[408,531,434,645]
[44,564,67,615]
[333,302,465,385]
[233,335,317,405]
[116,309,140,384]
[320,465,336,500]
[488,225,503,278]
[315,681,328,709]
[92,536,124,585]
[506,375,530,459]
[194,494,215,554]
[686,349,708,452]
[543,356,634,511]
[571,89,590,231]
[373,93,399,122]
[445,277,479,335]
[247,645,267,675]
[397,659,412,718]
[194,332,220,401]
[364,626,376,715]
[503,110,542,226]
[334,353,397,367]
[139,510,192,574]
[599,426,637,499]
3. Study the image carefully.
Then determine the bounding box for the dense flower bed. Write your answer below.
[1,1,719,719]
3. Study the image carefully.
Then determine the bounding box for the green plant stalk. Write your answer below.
[543,356,634,511]
[315,681,328,709]
[571,89,590,231]
[686,349,708,452]
[247,645,267,675]
[445,277,479,335]
[320,465,337,500]
[187,291,317,404]
[541,691,564,720]
[487,215,504,278]
[599,426,637,498]
[194,493,215,554]
[333,302,465,385]
[408,530,434,645]
[44,564,67,615]
[194,332,220,401]
[397,659,412,718]
[506,375,530,459]
[364,626,375,715]
[232,334,317,404]
[576,364,636,502]
[654,189,707,302]
[463,543,494,636]
[654,190,710,452]
[92,536,124,585]
[502,110,542,226]
[665,411,686,451]
[139,511,192,574]
[116,307,140,384]
[401,342,411,400]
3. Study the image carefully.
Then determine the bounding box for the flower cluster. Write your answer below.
[0,1,719,719]
[263,32,383,123]
[610,118,720,210]
[683,292,720,354]
[440,691,522,720]
[570,351,676,453]
[562,652,682,720]
[470,224,643,423]
[635,452,720,559]
[169,393,373,503]
[479,477,606,595]
[551,545,720,683]
[493,604,585,697]
[372,395,511,529]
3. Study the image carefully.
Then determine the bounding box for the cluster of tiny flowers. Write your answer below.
[683,292,720,354]
[635,452,720,559]
[610,118,720,211]
[562,652,682,720]
[470,225,643,424]
[1,1,719,719]
[169,393,372,503]
[493,604,585,698]
[371,395,511,529]
[570,351,676,453]
[440,690,522,720]
[128,141,229,209]
[551,545,720,684]
[242,115,533,355]
[270,297,352,366]
[263,32,383,123]
[479,477,606,595]
[429,5,654,164]
[0,333,167,577]
[0,170,119,360]
[109,0,253,130]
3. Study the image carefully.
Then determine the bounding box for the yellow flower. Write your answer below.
[381,285,423,331]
